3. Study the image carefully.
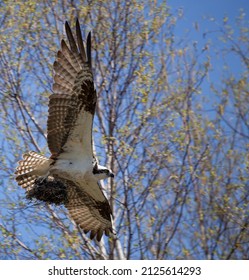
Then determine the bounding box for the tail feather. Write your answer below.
[15,151,51,191]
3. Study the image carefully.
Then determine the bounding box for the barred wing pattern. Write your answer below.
[48,19,96,159]
[47,20,112,240]
[15,20,113,241]
[65,180,113,241]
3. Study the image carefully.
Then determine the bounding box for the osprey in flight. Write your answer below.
[15,19,114,241]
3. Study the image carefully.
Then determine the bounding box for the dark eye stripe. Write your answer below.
[93,168,108,174]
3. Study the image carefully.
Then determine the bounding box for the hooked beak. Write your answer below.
[109,172,114,178]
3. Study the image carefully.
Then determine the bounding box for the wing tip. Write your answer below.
[65,18,91,66]
[84,226,113,242]
[75,17,80,30]
[65,20,70,31]
[75,17,86,62]
[86,31,92,68]
[89,227,112,242]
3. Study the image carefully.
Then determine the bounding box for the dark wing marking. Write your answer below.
[76,19,86,62]
[66,180,113,241]
[47,19,96,159]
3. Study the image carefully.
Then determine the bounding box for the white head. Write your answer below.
[93,164,114,180]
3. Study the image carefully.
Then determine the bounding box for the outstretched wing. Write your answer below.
[47,19,96,159]
[66,180,113,241]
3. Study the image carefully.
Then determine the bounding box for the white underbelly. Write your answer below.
[50,157,90,180]
[49,159,105,202]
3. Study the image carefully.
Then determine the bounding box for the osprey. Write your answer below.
[15,19,114,241]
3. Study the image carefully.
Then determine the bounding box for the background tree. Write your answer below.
[0,0,248,259]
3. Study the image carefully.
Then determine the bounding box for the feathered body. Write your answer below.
[15,19,114,241]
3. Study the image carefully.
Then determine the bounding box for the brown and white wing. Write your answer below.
[47,19,96,159]
[66,181,113,241]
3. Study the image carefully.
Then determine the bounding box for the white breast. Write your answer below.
[50,155,91,181]
[49,158,105,202]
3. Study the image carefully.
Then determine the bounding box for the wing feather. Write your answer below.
[52,83,72,95]
[66,181,112,241]
[53,61,75,82]
[47,19,95,158]
[65,21,79,55]
[53,74,73,88]
[76,18,86,62]
[86,32,92,68]
[65,21,84,66]
[61,40,82,72]
[57,50,78,76]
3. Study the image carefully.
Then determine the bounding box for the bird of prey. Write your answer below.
[15,19,114,241]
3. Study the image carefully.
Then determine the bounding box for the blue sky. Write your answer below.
[168,0,249,22]
[167,0,248,104]
[168,0,249,47]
